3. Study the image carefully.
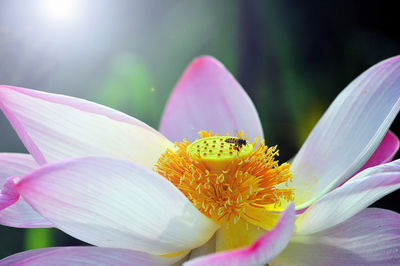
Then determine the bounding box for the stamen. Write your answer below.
[154,130,294,225]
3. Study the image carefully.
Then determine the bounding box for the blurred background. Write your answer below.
[1,0,399,258]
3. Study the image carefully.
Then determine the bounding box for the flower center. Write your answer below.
[154,131,294,227]
[186,135,253,172]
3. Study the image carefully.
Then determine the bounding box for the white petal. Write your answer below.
[272,208,400,265]
[291,56,400,208]
[296,159,400,234]
[16,157,218,254]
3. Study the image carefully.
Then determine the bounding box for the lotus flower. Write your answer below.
[1,56,400,265]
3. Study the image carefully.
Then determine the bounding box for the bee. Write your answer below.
[225,137,248,151]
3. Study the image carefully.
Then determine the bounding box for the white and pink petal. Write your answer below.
[0,86,174,169]
[296,159,400,234]
[185,204,295,266]
[0,247,187,266]
[354,130,399,176]
[291,56,400,208]
[159,56,263,143]
[16,157,219,255]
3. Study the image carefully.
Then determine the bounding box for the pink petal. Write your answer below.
[0,177,19,210]
[0,247,187,265]
[355,130,399,175]
[159,56,263,143]
[296,159,400,234]
[0,153,51,228]
[273,208,400,265]
[185,203,295,266]
[290,56,400,209]
[0,85,174,169]
[16,157,218,254]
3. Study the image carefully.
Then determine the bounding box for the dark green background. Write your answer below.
[1,0,399,258]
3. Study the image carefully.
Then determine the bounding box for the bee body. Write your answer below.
[225,137,248,151]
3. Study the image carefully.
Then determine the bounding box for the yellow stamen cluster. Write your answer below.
[154,131,294,225]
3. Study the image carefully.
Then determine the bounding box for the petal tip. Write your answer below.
[376,54,400,70]
[386,54,400,63]
[191,55,222,67]
[184,55,226,79]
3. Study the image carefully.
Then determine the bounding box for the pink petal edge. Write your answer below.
[185,203,295,266]
[1,85,156,132]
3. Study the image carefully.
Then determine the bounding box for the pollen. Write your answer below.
[154,131,294,226]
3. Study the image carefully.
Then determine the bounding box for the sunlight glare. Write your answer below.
[39,0,81,24]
